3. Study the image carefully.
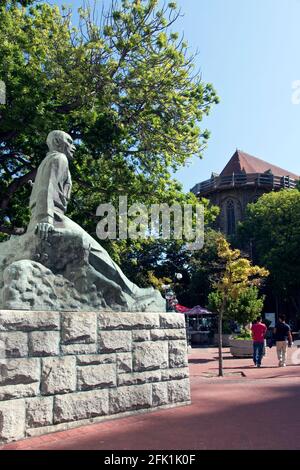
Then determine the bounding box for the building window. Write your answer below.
[226,199,236,235]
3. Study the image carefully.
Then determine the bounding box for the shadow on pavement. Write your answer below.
[188,358,216,364]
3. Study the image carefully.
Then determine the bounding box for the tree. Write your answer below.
[118,205,219,293]
[177,228,221,308]
[239,189,300,319]
[0,0,219,248]
[209,236,268,377]
[208,286,264,329]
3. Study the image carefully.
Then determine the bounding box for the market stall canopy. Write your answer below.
[185,305,215,315]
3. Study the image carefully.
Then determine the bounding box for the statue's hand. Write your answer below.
[35,222,54,241]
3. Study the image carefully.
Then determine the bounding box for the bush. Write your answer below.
[233,328,252,340]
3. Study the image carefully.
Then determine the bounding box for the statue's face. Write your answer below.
[47,131,76,160]
[60,132,76,160]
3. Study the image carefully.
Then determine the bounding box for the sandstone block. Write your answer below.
[152,383,169,406]
[161,367,189,381]
[54,389,109,424]
[0,399,25,443]
[29,331,60,357]
[133,341,168,371]
[169,340,188,368]
[26,396,53,428]
[0,358,40,386]
[118,370,161,386]
[98,330,132,353]
[0,383,40,401]
[61,343,97,355]
[132,330,151,342]
[159,313,185,329]
[0,310,59,332]
[41,357,76,395]
[98,312,159,330]
[116,353,132,374]
[77,354,116,366]
[150,329,186,341]
[0,332,28,358]
[61,312,97,344]
[109,384,152,414]
[168,379,190,403]
[77,364,116,391]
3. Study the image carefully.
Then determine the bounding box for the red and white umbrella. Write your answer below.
[175,304,190,313]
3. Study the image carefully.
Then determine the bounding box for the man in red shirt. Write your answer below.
[251,316,267,368]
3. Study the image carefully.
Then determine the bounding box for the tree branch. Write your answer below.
[0,168,37,211]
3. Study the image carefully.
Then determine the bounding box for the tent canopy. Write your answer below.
[175,304,215,316]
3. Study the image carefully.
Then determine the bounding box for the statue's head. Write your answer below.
[46,130,75,160]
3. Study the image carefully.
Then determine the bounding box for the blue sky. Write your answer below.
[174,0,300,191]
[54,0,300,192]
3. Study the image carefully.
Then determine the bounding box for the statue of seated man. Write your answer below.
[0,130,165,312]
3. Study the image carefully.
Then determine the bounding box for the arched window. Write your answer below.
[226,199,236,235]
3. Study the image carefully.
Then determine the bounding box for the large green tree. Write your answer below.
[239,189,300,316]
[0,0,219,247]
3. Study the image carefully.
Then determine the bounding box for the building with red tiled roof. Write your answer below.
[220,150,299,179]
[191,150,299,236]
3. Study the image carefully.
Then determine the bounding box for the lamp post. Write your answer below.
[162,272,183,312]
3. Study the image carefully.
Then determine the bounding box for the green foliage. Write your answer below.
[178,228,221,307]
[0,0,219,243]
[208,236,268,322]
[233,328,252,340]
[227,287,264,326]
[239,189,300,313]
[118,215,220,296]
[147,271,172,291]
[208,286,264,327]
[222,320,233,334]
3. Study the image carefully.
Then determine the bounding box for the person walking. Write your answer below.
[251,316,267,368]
[274,315,293,367]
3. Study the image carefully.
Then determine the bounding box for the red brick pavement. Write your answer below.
[1,347,300,450]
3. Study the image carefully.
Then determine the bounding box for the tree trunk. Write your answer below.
[218,308,223,377]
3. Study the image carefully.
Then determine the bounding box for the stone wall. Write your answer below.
[0,310,190,444]
[208,187,266,235]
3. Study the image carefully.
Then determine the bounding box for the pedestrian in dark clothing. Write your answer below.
[274,315,293,367]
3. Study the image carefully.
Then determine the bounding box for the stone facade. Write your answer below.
[208,186,265,235]
[0,310,190,444]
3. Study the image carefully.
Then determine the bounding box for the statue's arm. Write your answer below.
[35,154,69,239]
[64,172,72,203]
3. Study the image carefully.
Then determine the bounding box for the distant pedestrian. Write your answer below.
[274,315,293,367]
[251,316,267,368]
